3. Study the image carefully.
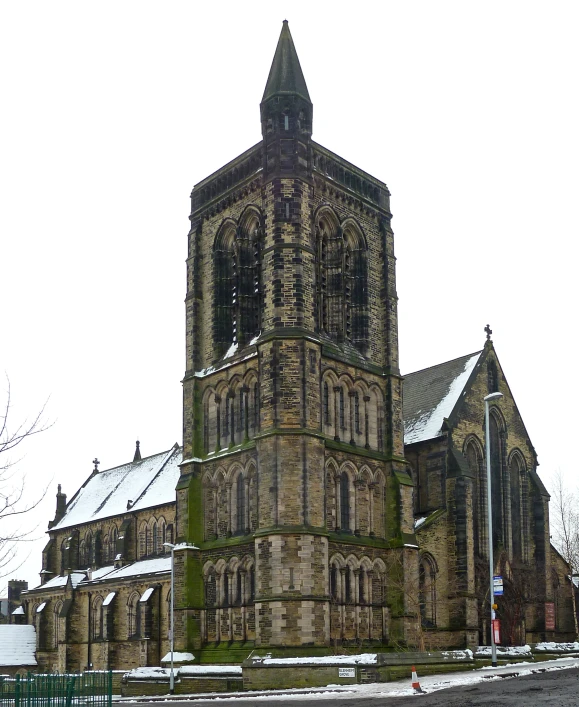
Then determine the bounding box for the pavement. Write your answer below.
[115,655,579,703]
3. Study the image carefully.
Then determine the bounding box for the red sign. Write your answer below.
[545,602,556,631]
[492,619,501,645]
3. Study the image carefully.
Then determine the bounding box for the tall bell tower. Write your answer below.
[177,22,415,658]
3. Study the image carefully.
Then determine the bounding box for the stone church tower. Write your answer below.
[176,22,416,656]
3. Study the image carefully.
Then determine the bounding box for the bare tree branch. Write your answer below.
[0,375,52,579]
[549,469,579,641]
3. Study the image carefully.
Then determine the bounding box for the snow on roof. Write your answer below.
[139,587,155,603]
[12,606,24,615]
[161,652,195,663]
[29,571,86,592]
[98,556,171,581]
[52,446,181,530]
[0,625,37,666]
[103,592,116,606]
[403,351,482,445]
[89,566,116,581]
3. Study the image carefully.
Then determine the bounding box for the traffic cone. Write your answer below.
[411,665,426,693]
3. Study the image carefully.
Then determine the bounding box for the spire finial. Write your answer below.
[262,21,311,103]
[133,440,141,462]
[485,324,492,342]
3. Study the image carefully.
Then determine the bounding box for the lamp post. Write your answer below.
[484,390,503,668]
[163,542,199,694]
[163,542,176,694]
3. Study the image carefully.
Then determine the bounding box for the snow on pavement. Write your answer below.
[115,656,579,702]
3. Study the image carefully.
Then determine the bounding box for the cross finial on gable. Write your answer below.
[485,324,492,341]
[92,457,100,472]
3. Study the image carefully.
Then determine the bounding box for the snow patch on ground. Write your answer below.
[256,653,378,665]
[535,641,579,652]
[476,645,531,657]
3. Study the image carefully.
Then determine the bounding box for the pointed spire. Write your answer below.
[133,440,141,462]
[262,21,310,103]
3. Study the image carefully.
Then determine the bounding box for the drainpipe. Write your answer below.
[87,594,92,671]
[157,583,162,665]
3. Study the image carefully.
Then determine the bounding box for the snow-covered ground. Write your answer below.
[116,656,579,702]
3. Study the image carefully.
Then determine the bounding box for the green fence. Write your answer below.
[0,672,112,707]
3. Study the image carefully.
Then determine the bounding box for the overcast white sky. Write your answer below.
[1,1,578,591]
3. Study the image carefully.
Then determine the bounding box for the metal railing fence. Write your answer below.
[0,672,112,707]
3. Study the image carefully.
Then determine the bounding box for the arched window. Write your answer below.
[316,214,368,352]
[152,522,158,555]
[61,540,67,573]
[323,382,330,425]
[223,572,229,607]
[53,602,62,648]
[345,568,352,603]
[465,438,486,557]
[249,567,255,602]
[419,555,437,627]
[236,570,243,605]
[358,570,365,604]
[213,216,263,359]
[253,382,259,432]
[489,412,504,548]
[339,388,345,430]
[510,455,521,560]
[213,226,236,357]
[91,596,104,640]
[236,474,246,534]
[330,565,338,601]
[205,572,216,607]
[488,360,499,393]
[340,472,350,531]
[354,392,361,434]
[110,526,118,562]
[127,593,140,638]
[144,525,151,557]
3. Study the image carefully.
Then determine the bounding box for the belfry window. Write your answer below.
[316,215,368,352]
[213,215,263,359]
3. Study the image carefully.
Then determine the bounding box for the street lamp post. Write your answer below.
[163,542,176,694]
[484,391,503,668]
[163,542,199,694]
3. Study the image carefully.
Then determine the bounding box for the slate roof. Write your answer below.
[403,351,483,445]
[27,557,172,593]
[52,445,182,531]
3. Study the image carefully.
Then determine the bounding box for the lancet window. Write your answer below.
[213,210,263,359]
[316,212,368,352]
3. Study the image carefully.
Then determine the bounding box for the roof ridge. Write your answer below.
[127,446,181,509]
[403,350,483,378]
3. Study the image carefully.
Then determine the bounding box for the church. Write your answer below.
[20,22,575,671]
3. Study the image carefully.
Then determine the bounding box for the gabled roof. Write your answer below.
[52,445,181,531]
[262,21,310,103]
[403,351,483,445]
